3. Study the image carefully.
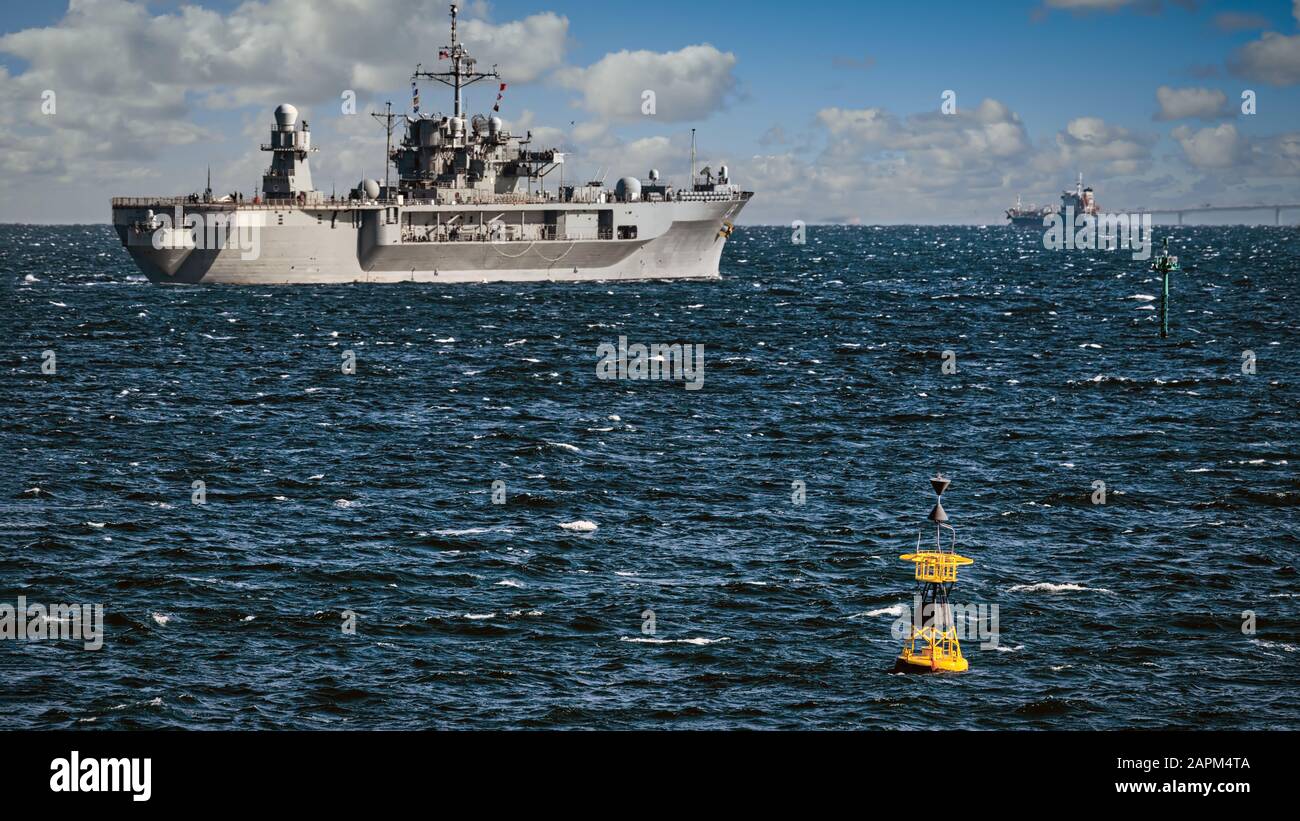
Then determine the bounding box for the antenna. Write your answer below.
[414,3,500,119]
[370,101,397,200]
[690,128,697,187]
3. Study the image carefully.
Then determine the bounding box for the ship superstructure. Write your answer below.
[111,3,751,285]
[1006,173,1100,227]
[1060,172,1099,218]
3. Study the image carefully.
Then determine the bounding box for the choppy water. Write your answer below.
[2,223,1297,729]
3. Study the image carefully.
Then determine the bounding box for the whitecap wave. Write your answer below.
[1008,582,1113,595]
[620,636,729,645]
[850,605,905,619]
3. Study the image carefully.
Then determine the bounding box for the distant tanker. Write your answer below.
[1007,173,1099,227]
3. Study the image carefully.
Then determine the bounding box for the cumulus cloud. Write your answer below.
[555,44,737,122]
[1231,31,1300,85]
[461,13,570,85]
[0,0,569,174]
[1229,5,1300,86]
[729,98,1038,223]
[1170,123,1246,168]
[820,99,1030,162]
[557,128,699,186]
[1169,123,1300,176]
[728,95,1291,224]
[1154,85,1229,120]
[1041,116,1155,176]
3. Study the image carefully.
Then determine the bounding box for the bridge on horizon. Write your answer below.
[1112,203,1300,225]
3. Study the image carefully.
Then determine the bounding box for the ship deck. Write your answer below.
[111,191,752,211]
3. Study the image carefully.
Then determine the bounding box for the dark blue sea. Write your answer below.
[3,224,1297,729]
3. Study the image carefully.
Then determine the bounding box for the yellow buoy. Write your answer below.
[892,474,973,674]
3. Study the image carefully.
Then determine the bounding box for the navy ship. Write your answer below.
[110,3,752,285]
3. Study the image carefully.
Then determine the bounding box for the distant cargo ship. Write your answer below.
[1006,174,1099,227]
[1005,195,1055,227]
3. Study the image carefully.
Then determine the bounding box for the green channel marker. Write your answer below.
[1150,237,1181,339]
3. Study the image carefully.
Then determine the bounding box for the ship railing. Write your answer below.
[400,227,560,242]
[112,196,343,210]
[396,225,617,243]
[113,189,753,210]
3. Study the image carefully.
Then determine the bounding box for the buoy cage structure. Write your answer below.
[893,475,973,674]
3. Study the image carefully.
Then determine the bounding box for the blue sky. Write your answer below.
[1,0,1298,223]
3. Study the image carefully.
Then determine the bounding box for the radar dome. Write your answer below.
[648,169,660,182]
[615,176,642,202]
[360,179,380,199]
[488,116,502,135]
[274,103,299,128]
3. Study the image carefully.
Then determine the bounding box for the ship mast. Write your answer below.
[370,101,397,200]
[414,3,499,119]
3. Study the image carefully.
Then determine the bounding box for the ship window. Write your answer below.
[617,226,638,239]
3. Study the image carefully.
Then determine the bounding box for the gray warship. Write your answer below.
[110,3,752,285]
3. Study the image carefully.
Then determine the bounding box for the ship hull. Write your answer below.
[112,198,747,285]
[1007,214,1048,227]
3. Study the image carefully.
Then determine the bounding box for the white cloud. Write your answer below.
[1154,86,1229,121]
[1170,123,1245,168]
[0,0,575,220]
[461,13,569,84]
[0,0,569,172]
[555,45,737,122]
[1231,31,1300,85]
[1168,123,1300,177]
[734,98,1039,223]
[820,99,1030,161]
[1042,116,1155,176]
